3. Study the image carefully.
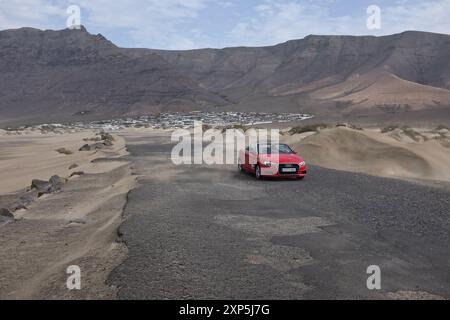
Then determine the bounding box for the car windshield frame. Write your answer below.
[257,144,295,155]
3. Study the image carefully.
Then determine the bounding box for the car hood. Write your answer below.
[259,154,304,164]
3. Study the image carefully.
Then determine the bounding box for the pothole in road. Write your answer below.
[248,243,313,272]
[174,183,265,201]
[386,290,446,300]
[215,215,334,237]
[214,214,334,273]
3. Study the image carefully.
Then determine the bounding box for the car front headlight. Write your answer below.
[263,161,274,167]
[300,161,306,167]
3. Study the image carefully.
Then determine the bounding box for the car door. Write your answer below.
[239,147,249,170]
[247,144,258,172]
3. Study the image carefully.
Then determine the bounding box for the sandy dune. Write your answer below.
[271,76,339,96]
[0,131,128,195]
[311,69,450,112]
[285,127,450,184]
[0,131,135,299]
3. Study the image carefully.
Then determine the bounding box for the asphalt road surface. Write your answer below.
[109,132,450,299]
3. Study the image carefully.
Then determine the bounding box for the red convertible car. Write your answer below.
[238,143,308,179]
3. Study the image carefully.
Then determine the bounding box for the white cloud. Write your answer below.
[77,0,212,49]
[0,0,66,30]
[381,0,450,35]
[217,1,236,8]
[229,0,450,47]
[0,0,449,49]
[229,0,355,46]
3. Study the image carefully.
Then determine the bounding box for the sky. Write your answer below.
[0,0,449,49]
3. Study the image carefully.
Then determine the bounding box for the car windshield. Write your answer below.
[259,144,294,154]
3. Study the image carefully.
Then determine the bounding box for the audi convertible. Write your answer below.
[238,143,308,180]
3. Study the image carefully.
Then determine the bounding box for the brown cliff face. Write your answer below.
[0,27,228,124]
[150,32,450,92]
[1,27,449,124]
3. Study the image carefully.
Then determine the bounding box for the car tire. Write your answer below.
[238,163,244,172]
[255,165,262,180]
[298,176,305,180]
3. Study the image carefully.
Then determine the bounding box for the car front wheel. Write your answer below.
[255,165,262,180]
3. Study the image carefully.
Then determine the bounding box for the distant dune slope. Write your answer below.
[288,127,450,183]
[310,69,450,113]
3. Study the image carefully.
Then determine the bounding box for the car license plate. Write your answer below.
[282,168,297,173]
